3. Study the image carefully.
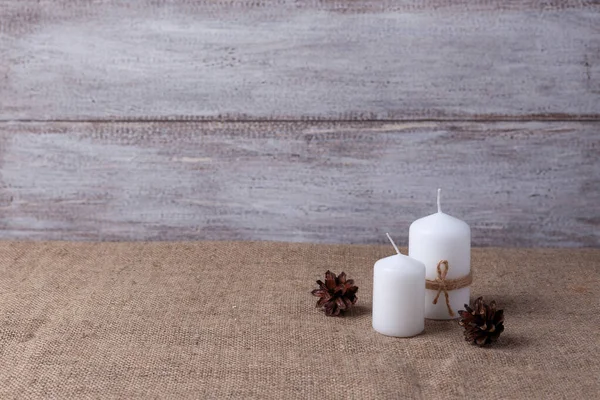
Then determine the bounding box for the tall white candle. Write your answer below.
[408,189,471,320]
[372,234,426,337]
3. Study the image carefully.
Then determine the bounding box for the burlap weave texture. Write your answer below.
[0,241,598,399]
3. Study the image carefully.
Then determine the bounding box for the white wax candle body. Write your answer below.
[409,212,471,320]
[372,254,426,337]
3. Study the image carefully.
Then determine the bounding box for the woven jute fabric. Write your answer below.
[0,241,598,399]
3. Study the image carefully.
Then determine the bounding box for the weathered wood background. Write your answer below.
[1,1,599,246]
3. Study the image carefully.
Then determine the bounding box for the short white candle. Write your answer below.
[408,189,471,320]
[372,234,426,337]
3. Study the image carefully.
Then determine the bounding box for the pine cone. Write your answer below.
[458,297,504,346]
[311,270,358,316]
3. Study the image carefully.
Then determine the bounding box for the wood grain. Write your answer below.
[1,1,598,246]
[1,0,599,121]
[0,121,598,247]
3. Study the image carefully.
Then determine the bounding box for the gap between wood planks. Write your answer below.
[1,116,600,124]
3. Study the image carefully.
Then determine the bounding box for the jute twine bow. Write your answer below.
[425,260,473,317]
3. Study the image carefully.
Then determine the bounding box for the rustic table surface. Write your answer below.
[0,241,598,399]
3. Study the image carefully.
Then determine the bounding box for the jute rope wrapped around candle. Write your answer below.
[425,260,473,317]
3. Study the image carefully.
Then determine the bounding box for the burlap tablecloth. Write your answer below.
[0,241,598,399]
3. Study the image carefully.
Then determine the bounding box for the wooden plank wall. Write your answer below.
[1,1,599,247]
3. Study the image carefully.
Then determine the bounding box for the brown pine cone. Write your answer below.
[458,297,504,346]
[311,270,358,316]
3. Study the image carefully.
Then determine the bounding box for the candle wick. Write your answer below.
[385,233,401,255]
[437,188,442,213]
